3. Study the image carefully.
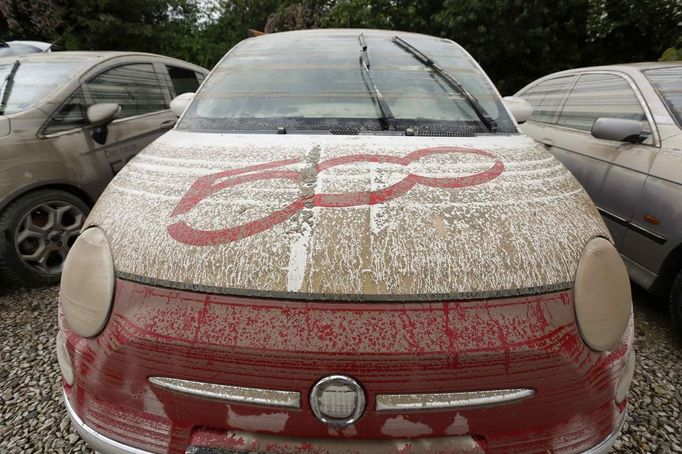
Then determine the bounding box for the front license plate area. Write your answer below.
[186,447,270,454]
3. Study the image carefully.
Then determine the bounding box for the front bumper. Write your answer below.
[64,392,627,454]
[60,279,633,453]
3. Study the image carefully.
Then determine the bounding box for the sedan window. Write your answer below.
[557,73,649,132]
[644,66,682,127]
[518,76,575,124]
[167,65,201,97]
[86,64,167,119]
[43,88,88,134]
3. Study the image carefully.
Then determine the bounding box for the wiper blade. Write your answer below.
[359,33,397,131]
[392,36,497,132]
[0,60,20,116]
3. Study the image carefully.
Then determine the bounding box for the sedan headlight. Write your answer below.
[574,237,632,351]
[59,227,115,338]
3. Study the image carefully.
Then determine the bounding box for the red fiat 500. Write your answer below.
[57,29,634,454]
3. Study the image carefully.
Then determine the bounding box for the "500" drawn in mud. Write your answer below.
[167,146,505,246]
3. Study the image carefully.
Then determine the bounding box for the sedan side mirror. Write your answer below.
[502,96,533,124]
[87,103,120,145]
[170,92,194,117]
[591,117,650,144]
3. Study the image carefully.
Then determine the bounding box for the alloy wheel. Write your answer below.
[14,201,85,276]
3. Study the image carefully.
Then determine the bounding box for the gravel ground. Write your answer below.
[0,284,680,453]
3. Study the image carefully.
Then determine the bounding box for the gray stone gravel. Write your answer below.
[0,284,680,453]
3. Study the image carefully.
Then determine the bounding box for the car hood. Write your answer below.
[86,131,608,301]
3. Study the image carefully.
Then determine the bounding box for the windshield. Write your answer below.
[0,43,41,58]
[644,66,682,127]
[177,31,515,134]
[0,59,87,115]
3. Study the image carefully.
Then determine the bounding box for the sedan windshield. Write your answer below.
[0,43,42,58]
[0,59,87,115]
[177,31,515,134]
[644,66,682,127]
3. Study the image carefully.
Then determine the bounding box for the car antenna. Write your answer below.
[392,36,497,133]
[358,33,397,131]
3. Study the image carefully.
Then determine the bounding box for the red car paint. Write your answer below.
[62,279,631,453]
[168,146,504,246]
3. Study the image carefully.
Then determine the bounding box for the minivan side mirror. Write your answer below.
[502,96,533,124]
[591,117,649,144]
[87,103,120,145]
[170,92,194,117]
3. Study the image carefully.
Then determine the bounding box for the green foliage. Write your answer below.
[587,0,682,64]
[0,0,679,90]
[660,37,682,61]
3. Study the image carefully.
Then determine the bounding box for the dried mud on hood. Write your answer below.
[86,131,608,300]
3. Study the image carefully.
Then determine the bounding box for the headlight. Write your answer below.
[574,237,632,351]
[59,227,115,338]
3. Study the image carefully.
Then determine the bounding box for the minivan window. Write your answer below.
[86,63,167,119]
[557,73,649,132]
[519,76,575,124]
[0,60,87,115]
[43,88,88,134]
[644,66,682,127]
[167,66,200,96]
[178,33,515,134]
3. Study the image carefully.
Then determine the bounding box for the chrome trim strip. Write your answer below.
[148,376,300,409]
[63,390,153,454]
[598,207,667,245]
[581,410,627,454]
[375,388,535,412]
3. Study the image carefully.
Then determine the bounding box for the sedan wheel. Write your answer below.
[0,190,90,287]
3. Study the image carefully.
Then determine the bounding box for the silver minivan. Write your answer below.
[515,63,682,341]
[0,51,207,286]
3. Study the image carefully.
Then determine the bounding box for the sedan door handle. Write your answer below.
[161,120,175,127]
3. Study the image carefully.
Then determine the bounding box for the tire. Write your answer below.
[0,189,90,287]
[672,271,682,347]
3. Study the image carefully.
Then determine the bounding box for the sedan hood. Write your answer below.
[86,131,608,300]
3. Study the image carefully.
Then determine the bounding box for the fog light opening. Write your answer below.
[56,332,74,386]
[616,350,635,404]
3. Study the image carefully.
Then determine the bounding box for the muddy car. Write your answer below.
[0,51,207,286]
[57,30,634,454]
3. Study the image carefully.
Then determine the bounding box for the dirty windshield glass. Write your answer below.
[178,31,515,134]
[0,59,87,115]
[644,66,682,127]
[0,43,41,58]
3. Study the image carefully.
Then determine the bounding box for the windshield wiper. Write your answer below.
[358,33,397,131]
[0,60,20,115]
[391,36,497,132]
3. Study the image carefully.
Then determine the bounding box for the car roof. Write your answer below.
[240,28,458,50]
[536,61,682,78]
[0,50,206,72]
[250,28,446,39]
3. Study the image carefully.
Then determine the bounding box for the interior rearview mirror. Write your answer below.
[591,118,649,144]
[87,103,120,145]
[502,96,533,124]
[170,92,194,117]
